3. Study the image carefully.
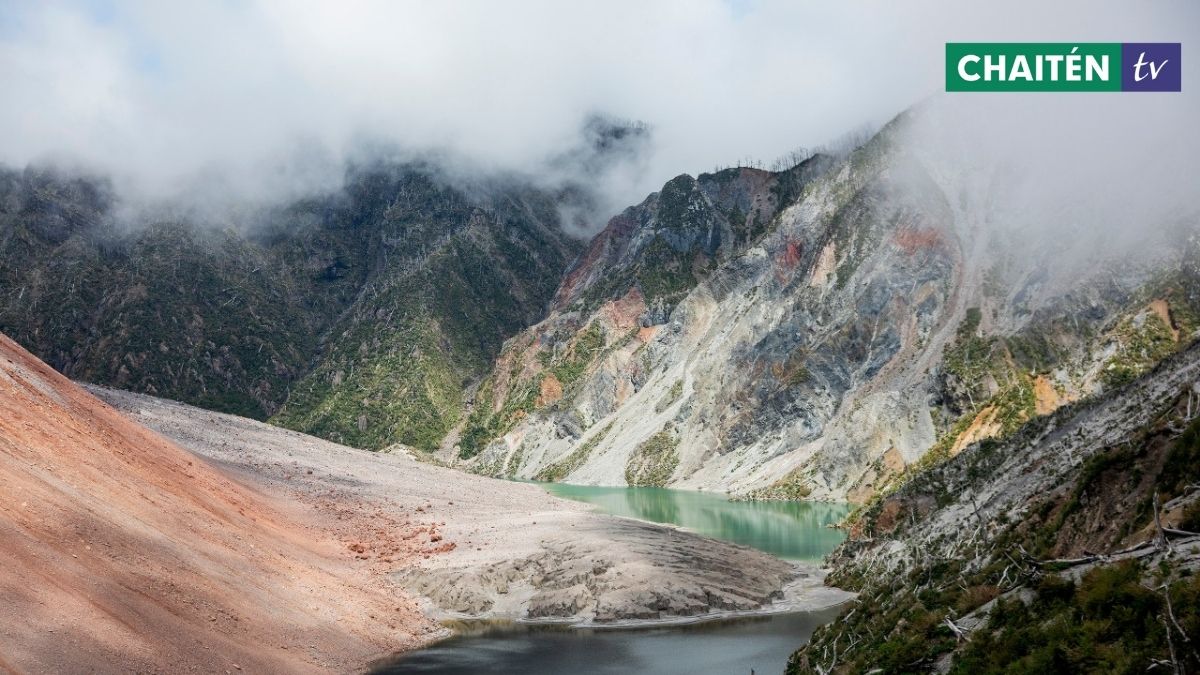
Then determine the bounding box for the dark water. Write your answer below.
[373,607,843,675]
[540,483,850,561]
[375,486,850,674]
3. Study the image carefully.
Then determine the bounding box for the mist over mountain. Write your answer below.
[4,1,1196,230]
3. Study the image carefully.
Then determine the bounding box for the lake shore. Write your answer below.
[90,386,854,652]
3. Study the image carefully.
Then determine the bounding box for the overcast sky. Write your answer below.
[0,1,1197,214]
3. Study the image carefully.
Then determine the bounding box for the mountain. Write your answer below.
[3,109,1197,506]
[452,153,837,463]
[267,166,581,450]
[455,112,1200,502]
[0,161,581,451]
[788,341,1200,673]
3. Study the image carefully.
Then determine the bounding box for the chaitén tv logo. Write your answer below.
[946,43,1181,91]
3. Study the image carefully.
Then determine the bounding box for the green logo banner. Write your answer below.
[946,43,1122,91]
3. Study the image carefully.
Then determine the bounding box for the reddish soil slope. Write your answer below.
[0,333,433,674]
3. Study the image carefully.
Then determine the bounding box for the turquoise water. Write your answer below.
[539,483,850,561]
[375,486,850,673]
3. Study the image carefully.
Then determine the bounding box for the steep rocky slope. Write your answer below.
[452,155,835,461]
[788,342,1200,674]
[0,162,580,450]
[0,331,438,673]
[457,113,1199,501]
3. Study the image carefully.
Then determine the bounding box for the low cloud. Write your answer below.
[0,1,1196,232]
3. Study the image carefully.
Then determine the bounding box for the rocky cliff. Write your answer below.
[457,112,1200,502]
[788,340,1200,674]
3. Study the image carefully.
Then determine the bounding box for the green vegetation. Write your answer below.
[624,427,680,487]
[793,556,1200,674]
[572,174,713,308]
[942,306,1002,403]
[1161,414,1200,499]
[992,375,1037,435]
[534,422,613,482]
[457,373,540,459]
[848,308,1039,523]
[828,186,889,290]
[780,347,811,387]
[851,374,1036,523]
[576,166,815,311]
[458,322,608,459]
[0,218,336,420]
[768,157,823,219]
[743,467,813,501]
[635,236,701,301]
[1102,310,1179,388]
[954,562,1200,674]
[271,316,465,451]
[0,165,580,452]
[655,379,684,413]
[549,322,605,386]
[504,442,525,479]
[274,214,576,453]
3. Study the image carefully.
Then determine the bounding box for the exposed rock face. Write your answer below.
[459,114,1198,502]
[550,161,832,312]
[789,342,1200,674]
[836,343,1200,579]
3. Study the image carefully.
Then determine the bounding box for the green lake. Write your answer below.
[375,485,850,674]
[538,483,850,562]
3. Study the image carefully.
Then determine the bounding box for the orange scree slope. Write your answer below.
[0,332,429,674]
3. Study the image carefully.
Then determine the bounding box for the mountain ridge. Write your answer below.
[3,108,1198,505]
[0,160,583,450]
[453,111,1200,503]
